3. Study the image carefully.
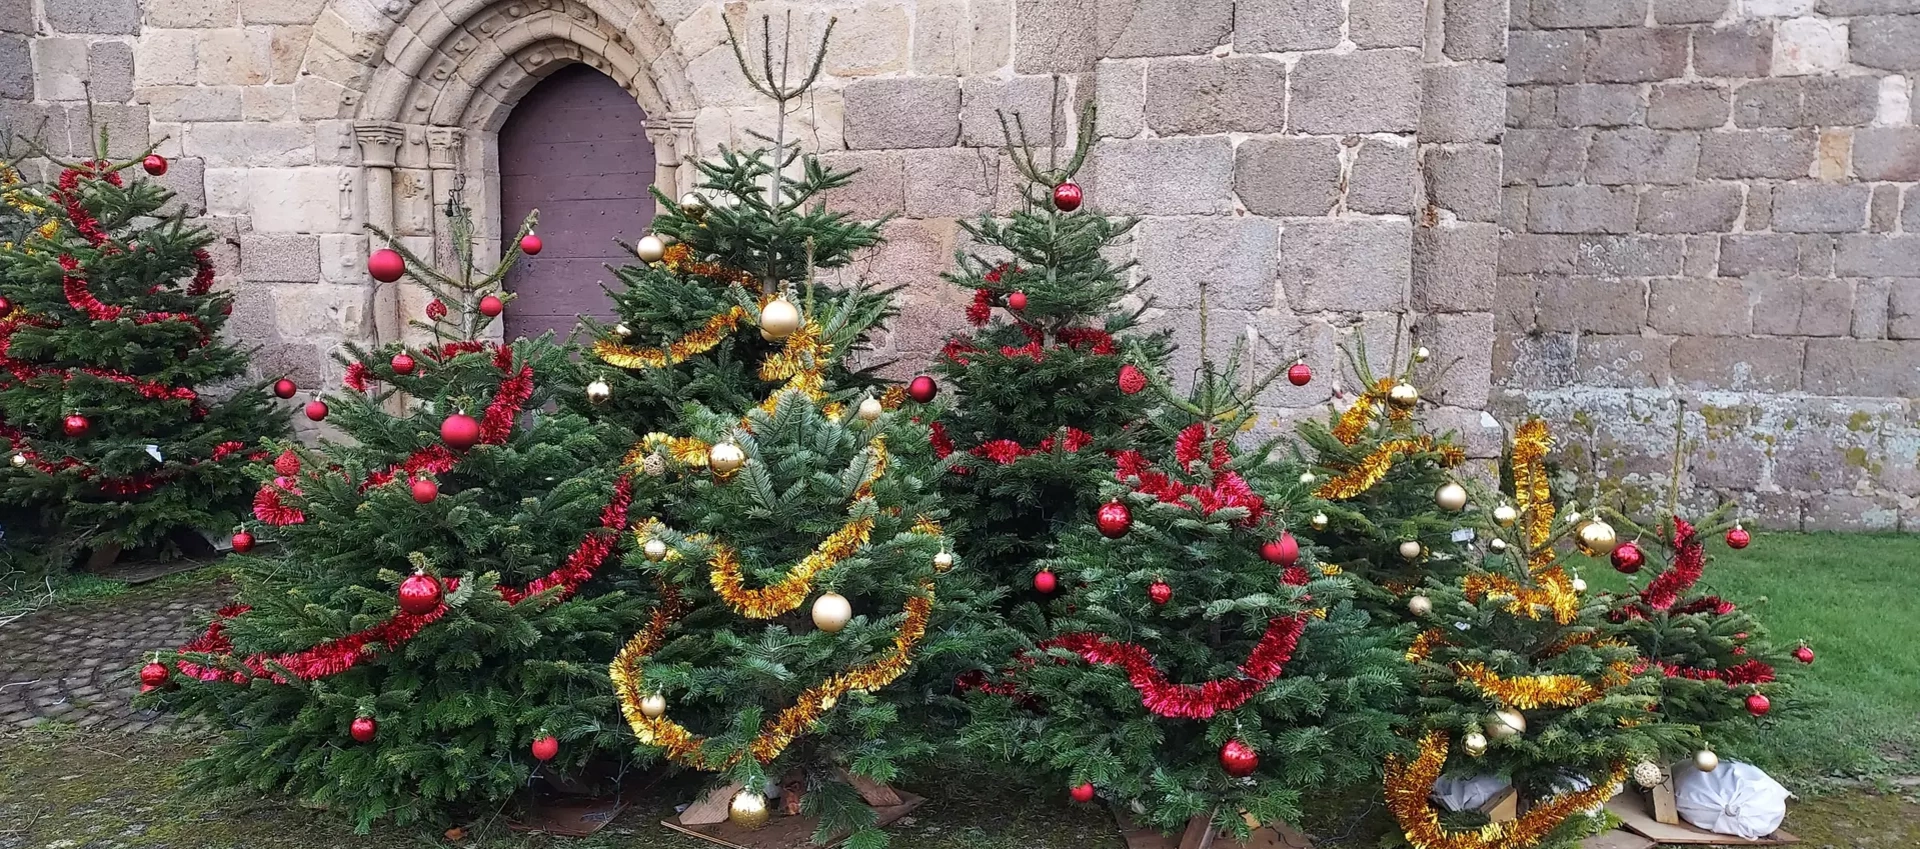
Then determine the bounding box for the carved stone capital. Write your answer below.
[425,127,465,169]
[354,120,407,169]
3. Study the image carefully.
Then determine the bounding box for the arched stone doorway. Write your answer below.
[498,64,655,342]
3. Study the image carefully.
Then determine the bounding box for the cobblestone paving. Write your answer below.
[0,582,229,733]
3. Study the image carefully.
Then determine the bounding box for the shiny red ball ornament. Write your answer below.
[391,353,415,375]
[63,413,89,437]
[1148,581,1172,605]
[410,478,438,504]
[1287,362,1312,386]
[520,233,543,255]
[1095,501,1132,539]
[231,530,255,553]
[1118,363,1147,395]
[1746,692,1771,716]
[273,378,297,399]
[479,294,504,317]
[1262,533,1300,567]
[1069,783,1096,803]
[531,735,560,762]
[441,412,481,449]
[304,399,328,421]
[367,248,406,283]
[1007,291,1027,310]
[1220,739,1258,777]
[1793,645,1814,664]
[1610,542,1644,574]
[1052,180,1082,212]
[1726,526,1750,549]
[0,296,11,313]
[142,154,168,176]
[397,572,443,615]
[140,662,170,688]
[1033,569,1058,594]
[350,716,377,743]
[907,375,938,404]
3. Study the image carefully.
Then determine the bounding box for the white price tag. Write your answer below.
[145,444,163,462]
[1450,527,1476,542]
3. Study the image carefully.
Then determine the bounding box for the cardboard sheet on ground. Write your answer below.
[508,779,660,837]
[1115,808,1313,849]
[662,792,926,849]
[1578,828,1655,849]
[1606,785,1798,845]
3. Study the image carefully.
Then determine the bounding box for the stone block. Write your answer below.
[1886,279,1920,338]
[1670,336,1804,391]
[1413,222,1500,311]
[135,31,201,87]
[1510,31,1586,85]
[1747,275,1855,336]
[1639,184,1744,234]
[315,233,365,284]
[1494,274,1535,330]
[913,0,964,75]
[1836,234,1920,276]
[1137,216,1278,310]
[1422,145,1502,222]
[1719,234,1800,276]
[1556,84,1645,128]
[197,28,272,87]
[1574,235,1684,275]
[1421,62,1506,143]
[1497,233,1578,274]
[967,0,1015,74]
[1774,16,1850,76]
[1528,185,1637,234]
[1015,0,1098,72]
[1803,339,1920,396]
[1576,335,1672,388]
[1872,184,1900,232]
[1733,78,1803,128]
[87,41,134,103]
[1853,128,1920,181]
[1773,182,1870,233]
[1655,0,1728,23]
[1799,234,1836,275]
[1803,75,1882,126]
[1648,82,1731,129]
[862,220,962,350]
[961,75,1062,148]
[241,234,322,283]
[817,151,905,220]
[1444,0,1509,61]
[1851,15,1920,71]
[1409,312,1494,407]
[1586,129,1699,185]
[1143,56,1287,135]
[242,0,321,24]
[139,86,244,122]
[1100,0,1234,58]
[1502,186,1529,230]
[1094,59,1146,138]
[1586,27,1688,83]
[1820,0,1920,12]
[1908,189,1920,233]
[1293,49,1421,134]
[1234,136,1342,216]
[1854,277,1892,338]
[147,0,234,27]
[1089,136,1234,215]
[1529,0,1647,27]
[152,156,205,214]
[1649,278,1753,335]
[1347,139,1416,215]
[0,34,24,100]
[1280,219,1413,312]
[60,103,146,156]
[269,25,306,84]
[46,0,139,33]
[1235,0,1342,52]
[1806,494,1900,533]
[1535,276,1648,333]
[902,148,1001,218]
[242,85,295,122]
[273,283,372,341]
[1698,129,1814,178]
[33,37,88,101]
[203,167,249,217]
[1502,128,1589,186]
[1351,0,1425,47]
[843,77,961,149]
[1694,21,1773,78]
[247,167,348,233]
[1491,331,1577,389]
[293,76,352,121]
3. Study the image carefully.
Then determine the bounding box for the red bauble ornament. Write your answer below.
[907,375,938,404]
[142,154,168,176]
[1052,181,1083,212]
[1069,783,1096,803]
[479,294,504,317]
[1793,645,1814,664]
[1095,501,1132,539]
[1220,739,1258,777]
[231,530,255,553]
[1033,569,1058,594]
[531,735,560,762]
[1118,363,1147,395]
[350,716,377,743]
[410,478,438,504]
[397,572,443,615]
[273,378,298,399]
[1262,533,1300,567]
[140,662,170,688]
[63,413,89,437]
[1611,542,1644,574]
[1287,362,1312,386]
[304,399,328,421]
[1148,581,1172,605]
[1007,291,1027,310]
[0,296,11,313]
[367,248,406,283]
[520,233,543,255]
[391,353,415,375]
[441,412,481,449]
[1746,692,1771,716]
[1726,526,1750,549]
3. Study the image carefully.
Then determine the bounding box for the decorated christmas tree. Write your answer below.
[150,202,651,831]
[929,94,1173,600]
[960,342,1406,839]
[0,135,286,566]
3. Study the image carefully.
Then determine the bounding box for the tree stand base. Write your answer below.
[1117,809,1314,849]
[662,781,926,849]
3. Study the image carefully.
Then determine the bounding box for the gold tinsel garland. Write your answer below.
[592,306,749,370]
[1453,660,1634,710]
[1461,567,1581,624]
[1314,436,1465,500]
[1511,420,1556,569]
[1331,378,1414,445]
[1407,628,1448,664]
[706,518,875,619]
[1386,731,1626,849]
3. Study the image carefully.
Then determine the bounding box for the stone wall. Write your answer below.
[1497,0,1920,529]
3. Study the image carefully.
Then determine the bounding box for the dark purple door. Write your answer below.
[498,63,655,341]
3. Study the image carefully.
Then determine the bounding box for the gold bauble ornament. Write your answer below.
[1434,482,1468,512]
[1632,761,1664,789]
[613,322,633,338]
[1387,382,1419,410]
[933,551,953,570]
[9,452,25,468]
[855,397,883,424]
[760,296,801,342]
[643,538,669,562]
[1398,540,1423,562]
[679,192,709,218]
[1490,538,1508,552]
[1299,471,1316,485]
[811,592,852,633]
[635,234,666,263]
[639,693,667,718]
[728,789,770,830]
[1408,595,1433,617]
[1571,577,1588,592]
[1310,512,1329,531]
[1413,346,1431,363]
[708,441,745,477]
[1492,504,1518,526]
[1694,749,1719,772]
[1462,732,1489,756]
[1486,709,1526,739]
[1576,519,1619,556]
[586,379,611,405]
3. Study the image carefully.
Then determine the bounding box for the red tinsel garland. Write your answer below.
[1037,615,1308,719]
[1641,517,1704,611]
[1634,657,1776,687]
[343,361,372,391]
[1,418,260,498]
[967,288,993,326]
[1114,432,1265,526]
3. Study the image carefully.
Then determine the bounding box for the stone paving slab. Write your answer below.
[0,582,230,733]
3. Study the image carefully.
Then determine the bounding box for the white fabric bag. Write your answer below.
[1431,774,1512,812]
[1673,760,1790,839]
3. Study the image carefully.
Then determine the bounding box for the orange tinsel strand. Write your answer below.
[707,517,874,619]
[1461,566,1581,625]
[1511,420,1556,568]
[1385,731,1626,849]
[593,306,749,370]
[1315,436,1438,500]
